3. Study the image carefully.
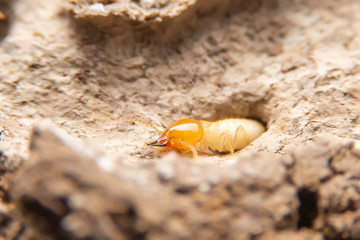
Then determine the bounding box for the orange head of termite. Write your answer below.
[146,119,204,153]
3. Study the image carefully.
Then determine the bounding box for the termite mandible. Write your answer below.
[127,117,266,157]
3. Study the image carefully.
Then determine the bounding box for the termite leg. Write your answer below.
[234,125,250,146]
[220,133,235,154]
[181,141,198,158]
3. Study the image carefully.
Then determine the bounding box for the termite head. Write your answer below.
[147,119,204,152]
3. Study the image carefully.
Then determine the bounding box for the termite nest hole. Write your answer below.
[20,195,70,239]
[297,188,318,229]
[197,98,270,129]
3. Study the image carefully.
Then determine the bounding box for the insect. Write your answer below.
[127,118,266,157]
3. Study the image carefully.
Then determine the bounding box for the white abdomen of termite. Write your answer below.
[199,118,266,153]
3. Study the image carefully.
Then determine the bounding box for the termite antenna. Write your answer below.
[126,118,162,134]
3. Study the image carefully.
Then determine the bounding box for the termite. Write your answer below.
[127,118,266,157]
